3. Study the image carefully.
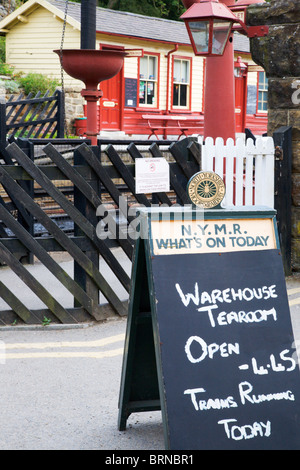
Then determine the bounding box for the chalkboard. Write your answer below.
[118,208,300,450]
[153,250,300,449]
[125,78,137,108]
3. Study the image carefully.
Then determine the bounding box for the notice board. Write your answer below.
[118,207,300,450]
[125,78,137,108]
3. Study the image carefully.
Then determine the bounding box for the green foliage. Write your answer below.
[15,0,29,6]
[0,60,59,96]
[18,73,59,96]
[70,0,185,20]
[0,37,5,63]
[42,316,52,326]
[0,61,15,77]
[0,78,20,93]
[115,0,185,19]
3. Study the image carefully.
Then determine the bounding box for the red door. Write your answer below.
[99,69,123,131]
[234,60,248,133]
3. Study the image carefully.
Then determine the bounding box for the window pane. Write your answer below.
[174,60,181,82]
[259,71,268,90]
[146,82,155,105]
[148,56,156,79]
[212,20,232,55]
[180,84,187,107]
[258,90,268,112]
[189,21,209,54]
[139,81,146,104]
[265,76,268,87]
[140,57,147,78]
[173,84,179,106]
[181,61,189,83]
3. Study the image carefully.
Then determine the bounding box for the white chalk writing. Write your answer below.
[184,336,240,363]
[175,284,278,309]
[218,419,271,441]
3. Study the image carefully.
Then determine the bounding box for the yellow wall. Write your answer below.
[6,6,80,83]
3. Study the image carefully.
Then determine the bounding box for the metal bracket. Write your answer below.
[275,146,284,161]
[232,23,269,38]
[246,25,269,38]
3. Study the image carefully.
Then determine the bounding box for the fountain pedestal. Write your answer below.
[54,49,127,144]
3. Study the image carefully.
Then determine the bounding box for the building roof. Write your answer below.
[0,0,250,51]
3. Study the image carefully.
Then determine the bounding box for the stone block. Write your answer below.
[268,109,300,141]
[250,24,300,78]
[292,173,300,207]
[268,109,289,136]
[268,78,300,109]
[291,207,300,238]
[247,0,300,26]
[292,142,300,173]
[288,110,300,141]
[292,238,300,272]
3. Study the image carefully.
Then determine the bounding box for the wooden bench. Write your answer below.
[142,114,201,140]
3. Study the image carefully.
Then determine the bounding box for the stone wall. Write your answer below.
[247,0,300,270]
[64,87,85,135]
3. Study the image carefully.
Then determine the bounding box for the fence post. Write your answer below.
[15,138,35,264]
[0,98,7,145]
[273,126,292,276]
[74,145,100,308]
[56,90,65,138]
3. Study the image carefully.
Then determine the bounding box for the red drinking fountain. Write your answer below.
[54,49,127,144]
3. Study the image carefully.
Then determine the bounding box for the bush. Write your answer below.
[0,38,5,63]
[0,78,20,93]
[0,62,15,78]
[18,73,60,96]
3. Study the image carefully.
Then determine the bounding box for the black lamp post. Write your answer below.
[81,0,96,49]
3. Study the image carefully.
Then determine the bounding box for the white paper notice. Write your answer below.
[135,158,170,194]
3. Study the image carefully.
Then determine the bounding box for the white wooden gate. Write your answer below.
[200,136,275,208]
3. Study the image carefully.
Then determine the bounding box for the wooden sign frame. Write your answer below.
[118,206,300,450]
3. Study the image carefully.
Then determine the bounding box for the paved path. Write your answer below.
[0,318,164,450]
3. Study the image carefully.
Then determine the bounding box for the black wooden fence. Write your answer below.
[0,137,201,325]
[0,90,64,143]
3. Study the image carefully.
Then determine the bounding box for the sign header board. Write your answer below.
[150,217,276,255]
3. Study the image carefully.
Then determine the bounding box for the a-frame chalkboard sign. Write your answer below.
[118,207,300,450]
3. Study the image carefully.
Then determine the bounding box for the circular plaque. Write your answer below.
[187,171,226,208]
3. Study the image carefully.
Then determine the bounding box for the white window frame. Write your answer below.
[172,57,191,110]
[257,71,268,113]
[138,54,159,108]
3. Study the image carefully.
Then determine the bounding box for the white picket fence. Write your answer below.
[200,136,275,209]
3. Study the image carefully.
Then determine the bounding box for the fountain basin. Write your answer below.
[54,49,127,89]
